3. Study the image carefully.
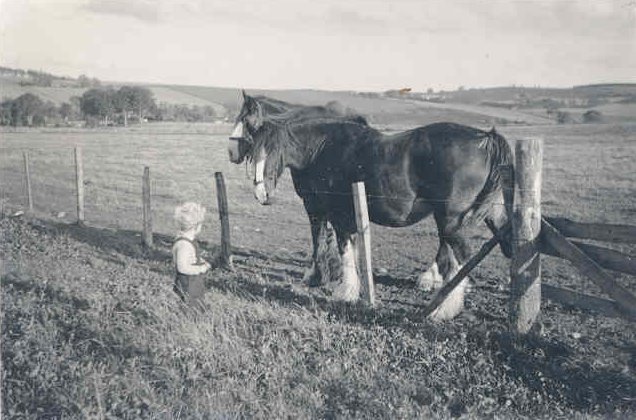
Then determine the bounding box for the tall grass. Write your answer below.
[3,218,635,418]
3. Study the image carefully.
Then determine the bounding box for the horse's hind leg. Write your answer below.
[331,229,360,302]
[485,193,513,258]
[417,217,472,293]
[428,212,473,320]
[302,205,330,286]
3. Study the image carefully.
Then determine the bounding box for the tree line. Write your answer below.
[0,86,221,127]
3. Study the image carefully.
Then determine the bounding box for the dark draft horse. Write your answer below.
[228,92,513,320]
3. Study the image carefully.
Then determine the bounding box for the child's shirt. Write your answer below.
[172,237,206,275]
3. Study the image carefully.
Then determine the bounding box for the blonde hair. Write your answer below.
[174,202,206,232]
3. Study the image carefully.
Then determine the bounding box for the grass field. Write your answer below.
[1,120,636,418]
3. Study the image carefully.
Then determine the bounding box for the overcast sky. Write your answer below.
[0,0,634,91]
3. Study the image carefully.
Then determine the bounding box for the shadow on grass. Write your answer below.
[27,219,426,322]
[29,219,174,262]
[493,332,636,414]
[206,266,454,340]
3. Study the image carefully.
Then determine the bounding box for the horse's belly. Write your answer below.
[406,198,435,223]
[368,197,433,227]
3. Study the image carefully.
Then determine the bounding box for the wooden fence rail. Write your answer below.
[540,218,636,320]
[543,217,636,244]
[542,284,628,320]
[540,237,636,276]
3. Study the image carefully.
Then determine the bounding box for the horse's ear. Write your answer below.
[241,89,248,102]
[253,100,264,130]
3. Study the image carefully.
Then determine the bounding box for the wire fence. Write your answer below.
[1,125,635,271]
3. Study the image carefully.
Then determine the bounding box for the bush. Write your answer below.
[556,111,575,124]
[582,110,603,123]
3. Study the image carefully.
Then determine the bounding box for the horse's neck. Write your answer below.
[282,124,328,170]
[288,122,383,171]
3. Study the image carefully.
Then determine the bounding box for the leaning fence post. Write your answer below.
[23,151,33,213]
[215,172,233,268]
[352,181,375,306]
[510,138,543,334]
[74,147,85,225]
[142,166,153,248]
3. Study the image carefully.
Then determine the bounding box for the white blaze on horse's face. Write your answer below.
[228,121,244,163]
[253,148,270,205]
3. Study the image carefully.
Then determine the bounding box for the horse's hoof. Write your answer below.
[304,272,322,287]
[303,264,323,287]
[418,264,443,292]
[428,279,467,321]
[332,282,360,302]
[465,278,475,294]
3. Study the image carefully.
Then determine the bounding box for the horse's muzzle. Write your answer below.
[253,181,270,205]
[228,138,243,163]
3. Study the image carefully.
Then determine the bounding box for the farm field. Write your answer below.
[1,120,636,418]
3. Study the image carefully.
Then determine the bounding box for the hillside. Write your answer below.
[3,215,635,418]
[155,85,565,127]
[2,66,635,126]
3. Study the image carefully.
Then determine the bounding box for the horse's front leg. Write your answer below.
[332,229,360,302]
[417,250,444,292]
[303,212,328,286]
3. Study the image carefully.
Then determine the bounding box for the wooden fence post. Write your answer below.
[215,172,233,268]
[23,151,33,213]
[74,147,85,225]
[352,181,375,306]
[142,166,153,248]
[510,138,543,334]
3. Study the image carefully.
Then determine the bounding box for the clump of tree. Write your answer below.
[77,74,102,88]
[156,103,218,122]
[0,93,81,127]
[1,86,227,127]
[582,110,603,123]
[556,110,575,124]
[79,86,156,126]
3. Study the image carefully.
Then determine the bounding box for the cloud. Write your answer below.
[462,0,635,39]
[83,0,161,23]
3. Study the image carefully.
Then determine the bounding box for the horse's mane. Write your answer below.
[252,96,299,114]
[250,104,369,188]
[252,95,368,126]
[243,95,369,188]
[266,105,368,126]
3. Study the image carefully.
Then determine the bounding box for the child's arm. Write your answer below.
[174,242,210,274]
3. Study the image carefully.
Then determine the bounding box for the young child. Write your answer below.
[172,202,211,306]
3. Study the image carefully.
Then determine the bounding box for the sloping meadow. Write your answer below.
[2,217,635,418]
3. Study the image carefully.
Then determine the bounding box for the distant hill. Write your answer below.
[1,66,635,127]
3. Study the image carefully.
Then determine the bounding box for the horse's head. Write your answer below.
[228,92,366,206]
[228,90,263,164]
[228,91,281,205]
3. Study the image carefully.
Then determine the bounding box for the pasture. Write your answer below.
[1,121,636,418]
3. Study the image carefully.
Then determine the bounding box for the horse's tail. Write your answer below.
[463,127,514,257]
